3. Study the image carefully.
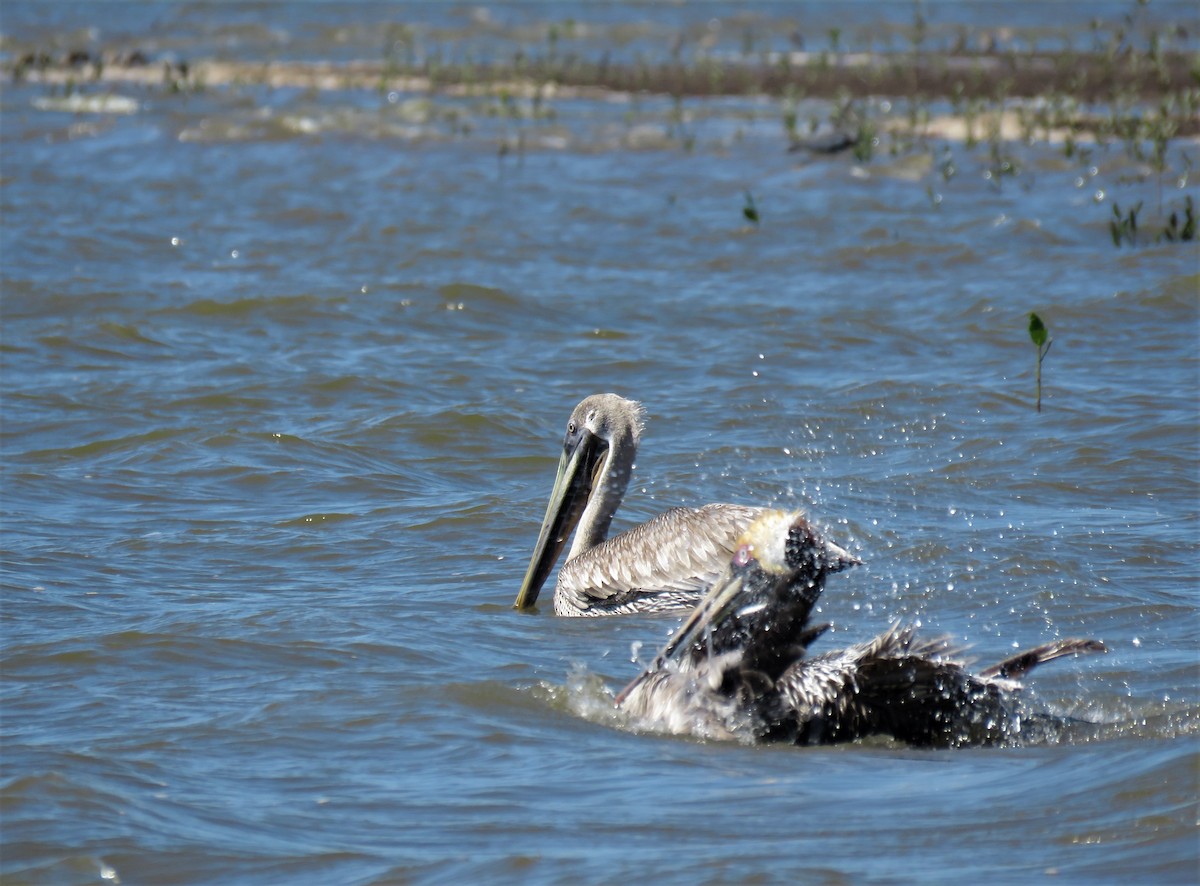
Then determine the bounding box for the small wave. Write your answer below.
[161,293,331,319]
[16,426,197,463]
[33,93,138,114]
[277,512,360,528]
[97,322,167,348]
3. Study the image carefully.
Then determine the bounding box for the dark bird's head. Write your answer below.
[657,510,860,668]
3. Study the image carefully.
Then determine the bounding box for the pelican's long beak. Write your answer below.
[613,557,758,705]
[513,430,606,610]
[656,559,754,666]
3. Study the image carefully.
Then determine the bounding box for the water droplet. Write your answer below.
[1093,189,1105,203]
[170,236,181,246]
[230,248,239,258]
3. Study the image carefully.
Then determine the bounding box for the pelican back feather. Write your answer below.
[555,504,763,616]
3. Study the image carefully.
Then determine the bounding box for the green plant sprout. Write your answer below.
[1161,194,1196,242]
[1110,200,1142,247]
[1028,312,1053,412]
[743,190,760,225]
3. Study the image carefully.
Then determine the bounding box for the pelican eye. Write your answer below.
[733,544,753,567]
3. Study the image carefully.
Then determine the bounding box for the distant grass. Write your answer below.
[8,9,1197,249]
[9,39,1198,136]
[13,47,1198,147]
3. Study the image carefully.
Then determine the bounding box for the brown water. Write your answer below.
[3,3,1198,884]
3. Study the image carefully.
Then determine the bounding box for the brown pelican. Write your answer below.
[514,393,776,616]
[617,510,1107,747]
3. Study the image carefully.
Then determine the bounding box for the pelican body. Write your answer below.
[514,394,768,616]
[617,511,1107,748]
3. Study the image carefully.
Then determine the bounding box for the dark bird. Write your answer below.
[617,510,1107,748]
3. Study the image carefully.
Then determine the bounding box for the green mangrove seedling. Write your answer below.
[743,190,760,225]
[1110,201,1142,247]
[1161,195,1195,243]
[1028,312,1053,413]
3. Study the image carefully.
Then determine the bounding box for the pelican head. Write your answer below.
[514,394,645,610]
[654,510,860,667]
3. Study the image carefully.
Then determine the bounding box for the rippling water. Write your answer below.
[3,3,1198,884]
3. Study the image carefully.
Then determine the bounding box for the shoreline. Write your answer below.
[9,47,1198,144]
